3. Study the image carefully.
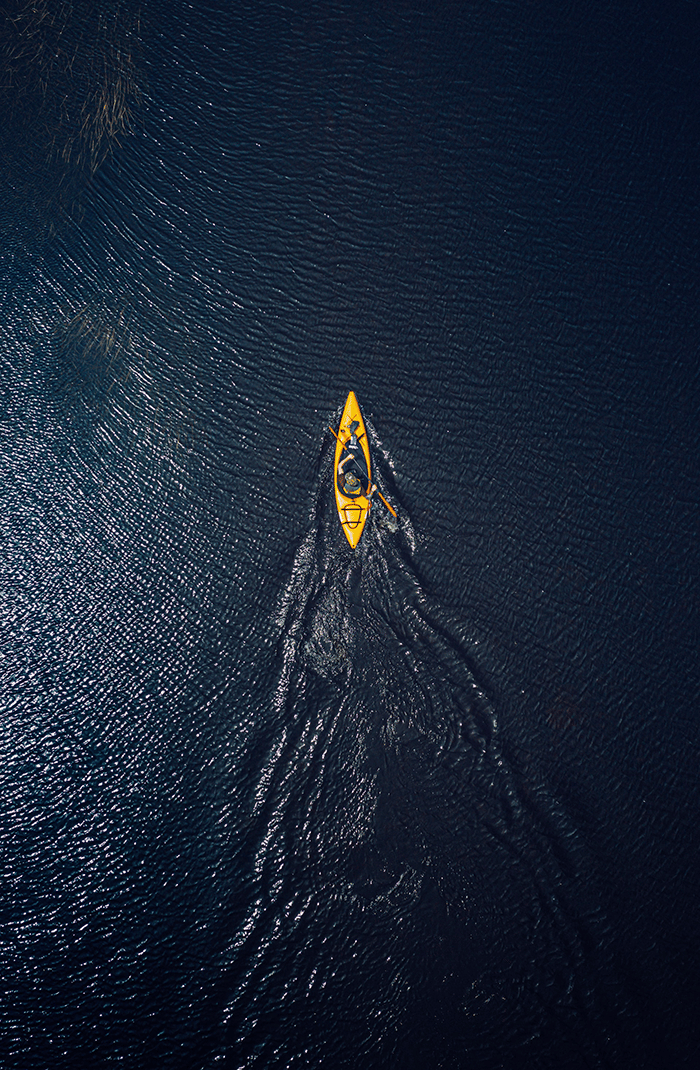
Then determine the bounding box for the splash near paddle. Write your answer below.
[333,391,373,548]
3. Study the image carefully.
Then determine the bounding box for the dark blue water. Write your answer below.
[2,0,700,1066]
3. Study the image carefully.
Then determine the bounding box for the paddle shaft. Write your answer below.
[328,425,398,518]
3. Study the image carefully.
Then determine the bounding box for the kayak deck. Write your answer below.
[333,391,372,548]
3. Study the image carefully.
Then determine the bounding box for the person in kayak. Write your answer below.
[339,468,362,496]
[332,415,397,534]
[338,420,375,496]
[339,462,378,500]
[337,421,378,500]
[338,451,367,497]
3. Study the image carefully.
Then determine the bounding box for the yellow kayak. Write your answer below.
[333,391,372,548]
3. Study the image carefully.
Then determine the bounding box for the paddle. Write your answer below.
[328,424,398,519]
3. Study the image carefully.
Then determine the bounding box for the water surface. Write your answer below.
[1,1,699,1067]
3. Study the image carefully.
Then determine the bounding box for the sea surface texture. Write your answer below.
[1,1,699,1067]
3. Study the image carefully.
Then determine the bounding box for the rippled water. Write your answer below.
[2,0,700,1067]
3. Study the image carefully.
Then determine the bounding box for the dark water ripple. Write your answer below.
[2,0,700,1066]
[209,427,644,1069]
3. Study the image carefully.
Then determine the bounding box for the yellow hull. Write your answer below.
[334,391,371,548]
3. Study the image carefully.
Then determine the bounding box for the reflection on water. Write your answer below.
[1,0,142,234]
[49,302,189,460]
